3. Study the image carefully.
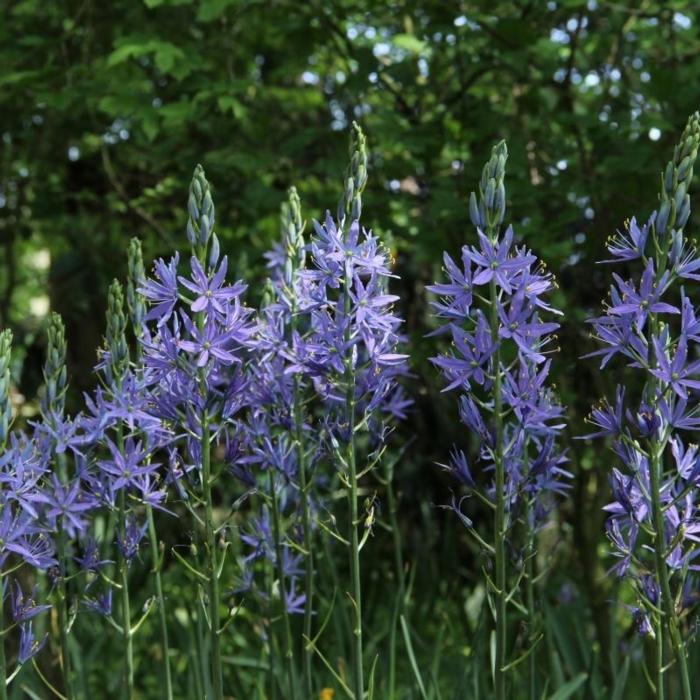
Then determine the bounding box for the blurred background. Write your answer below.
[3,0,700,695]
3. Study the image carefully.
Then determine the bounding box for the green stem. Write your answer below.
[268,470,296,699]
[343,257,364,699]
[386,459,404,700]
[0,576,8,700]
[525,501,537,700]
[646,242,692,699]
[649,441,691,700]
[146,506,173,700]
[293,374,314,698]
[346,418,363,700]
[117,489,134,700]
[202,418,224,700]
[266,549,278,700]
[654,617,664,700]
[56,524,74,699]
[488,274,507,700]
[194,597,212,700]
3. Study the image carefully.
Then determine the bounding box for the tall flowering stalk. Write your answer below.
[0,329,55,695]
[0,330,11,700]
[429,142,568,699]
[289,123,409,698]
[106,279,136,698]
[586,113,700,699]
[243,186,312,698]
[127,237,173,700]
[40,313,76,698]
[282,188,314,697]
[77,272,171,697]
[140,165,254,699]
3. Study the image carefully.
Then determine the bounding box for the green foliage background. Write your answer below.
[2,0,700,697]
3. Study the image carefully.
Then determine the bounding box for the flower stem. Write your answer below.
[488,274,507,700]
[268,470,296,699]
[524,500,537,700]
[649,441,691,700]
[385,456,404,700]
[201,417,224,700]
[292,374,314,698]
[343,256,364,699]
[346,408,363,700]
[654,617,665,700]
[56,523,74,699]
[117,489,134,700]
[146,506,173,700]
[0,576,8,700]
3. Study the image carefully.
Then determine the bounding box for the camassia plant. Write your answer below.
[429,141,569,700]
[585,112,700,700]
[4,118,700,700]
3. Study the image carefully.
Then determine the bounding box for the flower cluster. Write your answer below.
[430,142,568,528]
[430,141,568,700]
[586,113,700,698]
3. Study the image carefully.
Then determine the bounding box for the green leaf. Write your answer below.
[107,38,185,75]
[106,43,146,67]
[548,673,588,700]
[197,0,237,22]
[153,42,185,73]
[142,112,160,141]
[217,95,245,119]
[393,33,426,54]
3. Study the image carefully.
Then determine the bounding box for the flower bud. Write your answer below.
[656,200,671,236]
[677,195,691,229]
[127,238,146,338]
[42,313,67,420]
[208,233,220,269]
[106,279,130,382]
[469,191,482,228]
[0,329,12,447]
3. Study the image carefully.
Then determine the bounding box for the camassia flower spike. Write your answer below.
[584,111,700,700]
[430,140,568,700]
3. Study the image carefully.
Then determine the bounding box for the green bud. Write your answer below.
[339,121,369,225]
[468,191,482,228]
[42,313,68,419]
[188,164,216,262]
[0,329,13,446]
[472,140,508,235]
[106,279,129,382]
[127,238,146,339]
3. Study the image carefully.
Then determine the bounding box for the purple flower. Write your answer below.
[601,214,652,263]
[116,516,147,563]
[283,580,306,615]
[44,475,98,537]
[430,317,494,391]
[466,226,534,293]
[18,622,46,664]
[651,333,700,399]
[84,587,113,616]
[179,256,246,316]
[75,537,112,573]
[98,438,159,493]
[9,582,51,623]
[497,286,559,363]
[426,249,473,324]
[141,254,180,326]
[437,448,474,487]
[581,386,625,439]
[608,261,678,332]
